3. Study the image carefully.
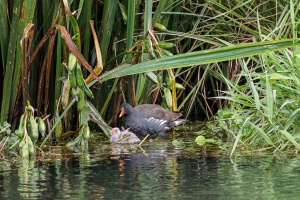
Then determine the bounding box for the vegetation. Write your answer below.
[0,0,300,157]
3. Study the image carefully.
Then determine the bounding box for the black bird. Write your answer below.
[110,127,141,144]
[119,103,187,138]
[134,104,183,122]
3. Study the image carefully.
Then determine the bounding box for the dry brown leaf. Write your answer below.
[28,25,101,83]
[86,20,103,84]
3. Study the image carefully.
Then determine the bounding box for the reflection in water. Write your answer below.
[1,143,300,199]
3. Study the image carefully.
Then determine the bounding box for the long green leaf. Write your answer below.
[265,72,274,122]
[230,117,251,157]
[94,0,118,110]
[280,130,300,150]
[0,1,9,68]
[82,0,92,60]
[240,58,261,110]
[10,0,37,119]
[95,39,300,83]
[152,0,167,23]
[126,0,135,56]
[100,0,118,62]
[250,122,274,146]
[1,1,21,123]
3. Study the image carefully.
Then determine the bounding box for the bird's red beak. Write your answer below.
[119,107,124,117]
[110,129,115,135]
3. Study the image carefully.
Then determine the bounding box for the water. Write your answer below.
[1,140,300,200]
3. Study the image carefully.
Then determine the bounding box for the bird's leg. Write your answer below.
[138,134,150,146]
[172,129,176,140]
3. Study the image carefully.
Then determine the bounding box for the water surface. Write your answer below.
[1,138,300,199]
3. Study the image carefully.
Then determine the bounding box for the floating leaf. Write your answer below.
[195,135,206,146]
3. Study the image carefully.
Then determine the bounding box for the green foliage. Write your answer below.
[0,122,11,136]
[205,48,300,154]
[11,102,43,158]
[1,0,300,155]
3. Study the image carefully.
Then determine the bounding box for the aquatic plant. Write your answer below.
[203,0,300,154]
[0,0,299,155]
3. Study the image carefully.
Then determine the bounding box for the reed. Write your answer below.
[0,0,299,153]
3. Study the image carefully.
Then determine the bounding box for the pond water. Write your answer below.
[1,134,300,200]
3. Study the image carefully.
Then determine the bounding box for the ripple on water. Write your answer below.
[1,142,300,199]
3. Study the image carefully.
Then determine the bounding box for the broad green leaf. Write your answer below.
[96,39,300,83]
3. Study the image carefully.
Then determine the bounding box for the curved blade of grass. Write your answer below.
[250,122,274,146]
[95,39,300,83]
[68,13,81,51]
[240,58,261,109]
[166,31,221,46]
[206,0,268,37]
[85,20,103,83]
[76,0,85,19]
[284,107,300,130]
[280,130,300,150]
[214,96,254,107]
[230,117,251,157]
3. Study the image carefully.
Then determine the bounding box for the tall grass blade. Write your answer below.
[265,72,274,122]
[152,0,167,23]
[230,117,251,158]
[126,0,136,56]
[81,0,92,60]
[250,122,274,146]
[0,0,21,123]
[280,130,300,150]
[0,1,9,68]
[97,39,300,83]
[100,79,118,115]
[100,0,118,62]
[9,0,37,120]
[240,59,261,109]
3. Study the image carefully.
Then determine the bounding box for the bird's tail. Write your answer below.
[173,119,189,126]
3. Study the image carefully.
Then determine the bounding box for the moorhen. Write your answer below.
[134,104,182,122]
[110,127,141,144]
[119,103,187,138]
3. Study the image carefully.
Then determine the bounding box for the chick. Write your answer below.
[110,127,141,144]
